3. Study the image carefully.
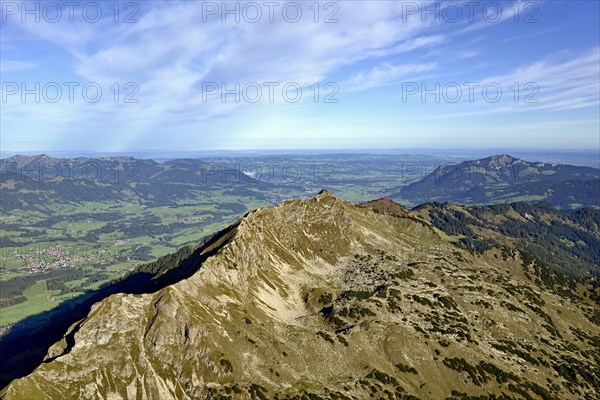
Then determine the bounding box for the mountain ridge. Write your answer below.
[0,155,279,212]
[394,154,600,210]
[2,192,599,399]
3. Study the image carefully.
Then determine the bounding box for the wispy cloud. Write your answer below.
[396,47,600,120]
[3,1,445,123]
[0,60,36,73]
[346,62,438,91]
[484,47,600,111]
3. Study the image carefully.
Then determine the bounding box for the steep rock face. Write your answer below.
[2,191,599,399]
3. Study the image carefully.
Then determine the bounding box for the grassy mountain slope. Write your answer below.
[2,192,599,399]
[412,201,600,276]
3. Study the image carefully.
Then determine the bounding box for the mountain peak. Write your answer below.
[489,154,515,160]
[398,154,600,209]
[311,189,341,204]
[315,188,335,198]
[480,154,520,166]
[359,198,409,217]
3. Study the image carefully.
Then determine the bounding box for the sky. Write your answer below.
[0,0,599,153]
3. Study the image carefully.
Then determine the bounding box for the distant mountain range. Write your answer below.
[0,155,281,212]
[1,191,598,398]
[3,153,599,212]
[394,154,600,210]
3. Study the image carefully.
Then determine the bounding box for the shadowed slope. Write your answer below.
[0,221,240,389]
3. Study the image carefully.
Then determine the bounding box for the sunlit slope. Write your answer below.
[3,191,599,399]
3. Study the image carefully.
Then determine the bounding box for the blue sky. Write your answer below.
[1,0,599,153]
